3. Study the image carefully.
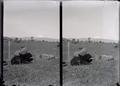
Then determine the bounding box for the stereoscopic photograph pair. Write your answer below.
[0,0,119,86]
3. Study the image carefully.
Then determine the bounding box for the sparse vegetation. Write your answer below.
[63,39,119,86]
[3,38,119,86]
[3,39,60,86]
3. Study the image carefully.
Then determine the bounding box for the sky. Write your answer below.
[4,0,119,40]
[4,0,59,39]
[63,1,119,41]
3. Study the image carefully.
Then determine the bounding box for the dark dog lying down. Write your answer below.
[11,52,33,65]
[71,53,93,65]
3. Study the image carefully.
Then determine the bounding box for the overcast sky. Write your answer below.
[63,1,119,41]
[4,0,119,40]
[4,0,59,39]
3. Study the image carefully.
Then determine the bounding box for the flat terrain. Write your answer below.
[63,41,119,86]
[3,40,60,86]
[3,40,119,86]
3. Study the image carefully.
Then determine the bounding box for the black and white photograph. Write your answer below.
[63,1,119,86]
[1,0,120,86]
[3,0,60,86]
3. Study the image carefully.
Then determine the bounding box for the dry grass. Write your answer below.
[63,41,119,86]
[3,40,59,86]
[3,40,119,86]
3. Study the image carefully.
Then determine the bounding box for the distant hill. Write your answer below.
[4,36,59,42]
[4,36,118,43]
[64,38,119,43]
[90,38,118,43]
[26,37,59,42]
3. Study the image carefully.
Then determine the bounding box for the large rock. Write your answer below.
[39,54,56,60]
[99,55,114,61]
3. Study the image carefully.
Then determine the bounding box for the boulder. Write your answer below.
[39,54,56,60]
[99,55,114,61]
